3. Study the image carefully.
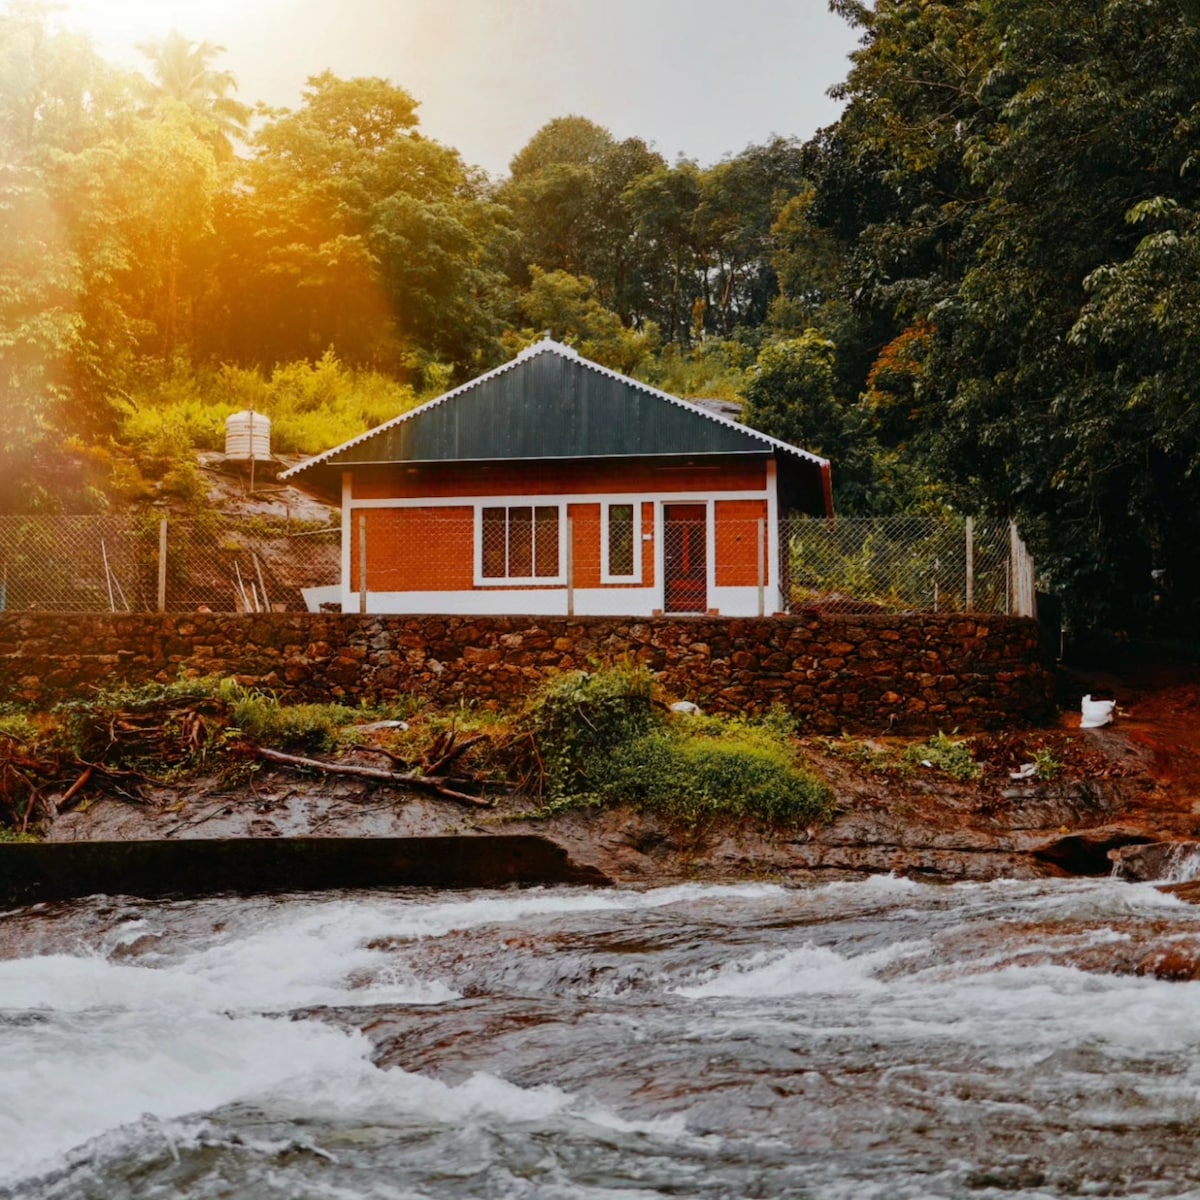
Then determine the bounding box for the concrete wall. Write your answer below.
[0,612,1052,733]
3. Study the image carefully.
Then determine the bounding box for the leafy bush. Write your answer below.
[0,828,38,843]
[526,661,658,798]
[526,665,831,824]
[118,352,421,484]
[901,731,982,781]
[1033,747,1063,780]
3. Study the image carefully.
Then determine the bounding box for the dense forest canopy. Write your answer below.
[2,1,1199,636]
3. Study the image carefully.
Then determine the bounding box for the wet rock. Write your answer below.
[1111,840,1200,883]
[1032,825,1157,875]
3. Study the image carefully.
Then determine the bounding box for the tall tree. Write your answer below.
[816,0,1200,629]
[0,8,139,507]
[136,32,249,158]
[215,73,511,377]
[499,117,666,323]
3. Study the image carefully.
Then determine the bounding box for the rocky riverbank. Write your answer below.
[37,667,1200,887]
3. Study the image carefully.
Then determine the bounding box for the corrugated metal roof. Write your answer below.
[281,339,829,482]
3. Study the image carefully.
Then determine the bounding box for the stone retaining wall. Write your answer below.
[0,612,1052,732]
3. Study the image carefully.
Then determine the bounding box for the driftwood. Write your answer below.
[254,746,495,808]
[56,765,95,812]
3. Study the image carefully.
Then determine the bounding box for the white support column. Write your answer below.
[965,516,974,614]
[566,517,575,617]
[340,472,353,612]
[766,458,782,613]
[358,511,368,615]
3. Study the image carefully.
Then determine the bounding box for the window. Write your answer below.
[480,504,561,582]
[601,501,642,583]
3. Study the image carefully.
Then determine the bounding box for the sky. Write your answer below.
[52,0,860,178]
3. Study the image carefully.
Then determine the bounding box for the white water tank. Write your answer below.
[225,410,271,461]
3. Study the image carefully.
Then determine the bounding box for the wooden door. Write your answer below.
[663,504,707,614]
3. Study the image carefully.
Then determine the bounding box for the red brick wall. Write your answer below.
[350,458,767,499]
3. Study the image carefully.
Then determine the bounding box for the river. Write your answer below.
[3,877,1200,1199]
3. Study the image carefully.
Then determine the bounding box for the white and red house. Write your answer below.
[282,338,832,616]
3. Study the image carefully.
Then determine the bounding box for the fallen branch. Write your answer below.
[253,746,495,808]
[56,765,95,813]
[426,733,488,776]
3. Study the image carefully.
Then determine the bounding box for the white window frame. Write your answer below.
[600,499,643,584]
[474,500,566,586]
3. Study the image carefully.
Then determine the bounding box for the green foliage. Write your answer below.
[510,268,660,375]
[901,732,982,782]
[1033,747,1062,781]
[525,662,659,798]
[119,352,420,483]
[224,690,363,754]
[525,665,831,824]
[0,827,38,844]
[0,714,39,746]
[816,0,1200,629]
[641,340,750,404]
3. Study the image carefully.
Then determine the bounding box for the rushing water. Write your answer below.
[4,878,1200,1199]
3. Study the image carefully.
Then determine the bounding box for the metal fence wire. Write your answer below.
[0,511,1032,616]
[780,514,1027,616]
[0,516,338,614]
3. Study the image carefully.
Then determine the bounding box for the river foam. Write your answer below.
[6,878,1200,1198]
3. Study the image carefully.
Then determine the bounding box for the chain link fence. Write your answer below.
[0,516,338,614]
[0,511,1034,617]
[781,514,1032,616]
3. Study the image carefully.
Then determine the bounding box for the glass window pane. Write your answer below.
[608,503,634,576]
[482,507,506,577]
[509,506,533,577]
[534,506,559,577]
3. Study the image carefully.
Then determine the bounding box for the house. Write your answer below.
[281,338,832,617]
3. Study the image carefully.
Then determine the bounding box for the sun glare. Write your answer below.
[55,0,260,62]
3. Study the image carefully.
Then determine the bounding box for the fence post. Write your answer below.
[358,512,367,614]
[757,518,765,618]
[1009,519,1021,616]
[566,517,575,617]
[964,516,974,613]
[157,518,168,613]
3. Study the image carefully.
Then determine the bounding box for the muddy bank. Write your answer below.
[35,720,1193,888]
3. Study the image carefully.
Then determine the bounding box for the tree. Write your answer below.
[136,32,249,159]
[693,137,808,336]
[812,0,1200,629]
[0,8,139,507]
[513,267,659,375]
[214,73,512,377]
[499,117,666,323]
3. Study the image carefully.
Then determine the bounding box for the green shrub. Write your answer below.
[0,828,38,843]
[526,661,658,798]
[1033,746,1063,780]
[526,665,831,825]
[901,731,981,781]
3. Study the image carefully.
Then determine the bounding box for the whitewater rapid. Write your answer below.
[3,878,1200,1198]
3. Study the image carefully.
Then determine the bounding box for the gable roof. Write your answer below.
[281,339,828,489]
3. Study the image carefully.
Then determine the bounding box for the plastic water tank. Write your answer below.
[224,410,271,460]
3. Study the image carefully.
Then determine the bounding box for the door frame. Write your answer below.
[659,500,713,614]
